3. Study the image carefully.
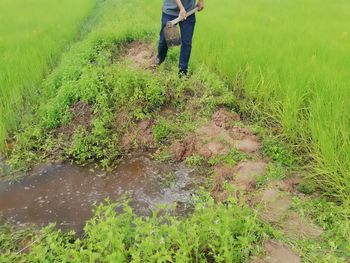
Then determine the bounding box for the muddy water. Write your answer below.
[0,156,199,232]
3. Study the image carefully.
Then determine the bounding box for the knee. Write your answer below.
[159,35,167,46]
[181,39,192,48]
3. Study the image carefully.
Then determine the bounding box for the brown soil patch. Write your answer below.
[159,106,178,117]
[170,109,261,161]
[55,102,94,137]
[211,161,267,201]
[235,138,261,154]
[270,175,302,193]
[250,258,267,263]
[212,163,234,201]
[233,161,267,191]
[120,119,155,151]
[250,241,302,263]
[282,212,323,239]
[212,108,240,128]
[256,188,292,223]
[122,41,155,69]
[264,240,301,263]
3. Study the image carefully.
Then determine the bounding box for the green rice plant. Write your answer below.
[0,0,97,147]
[193,0,350,202]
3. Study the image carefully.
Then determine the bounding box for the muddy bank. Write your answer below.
[0,155,10,177]
[0,155,201,233]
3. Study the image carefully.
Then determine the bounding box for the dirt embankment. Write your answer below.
[108,42,326,262]
[148,105,322,262]
[112,91,321,262]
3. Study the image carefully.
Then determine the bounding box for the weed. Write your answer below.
[152,148,173,162]
[256,164,287,188]
[290,197,350,260]
[297,182,316,195]
[0,196,268,262]
[185,155,206,167]
[152,118,179,144]
[208,148,247,167]
[262,137,295,167]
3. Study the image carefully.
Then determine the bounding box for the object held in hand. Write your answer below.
[164,7,198,47]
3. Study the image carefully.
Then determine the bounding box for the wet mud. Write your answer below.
[0,155,199,232]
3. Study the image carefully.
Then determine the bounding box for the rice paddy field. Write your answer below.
[0,0,97,146]
[1,0,350,261]
[190,0,350,202]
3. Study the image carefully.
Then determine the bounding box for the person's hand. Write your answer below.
[197,0,204,11]
[179,7,187,20]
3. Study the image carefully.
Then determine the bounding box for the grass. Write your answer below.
[0,0,97,148]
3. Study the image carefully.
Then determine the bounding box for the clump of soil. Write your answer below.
[121,41,155,69]
[55,102,94,138]
[262,240,301,263]
[256,188,292,223]
[233,161,267,191]
[212,163,235,201]
[120,119,155,151]
[212,161,267,201]
[170,108,266,202]
[212,108,240,128]
[171,108,261,161]
[269,175,302,193]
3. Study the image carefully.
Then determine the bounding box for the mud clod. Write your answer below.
[120,119,155,151]
[250,240,301,263]
[257,188,292,223]
[122,41,155,69]
[55,101,94,137]
[264,240,301,263]
[212,164,234,201]
[270,176,302,193]
[171,137,196,161]
[212,108,240,129]
[233,161,267,191]
[170,109,261,161]
[235,137,261,154]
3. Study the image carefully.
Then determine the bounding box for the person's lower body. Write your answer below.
[157,12,196,77]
